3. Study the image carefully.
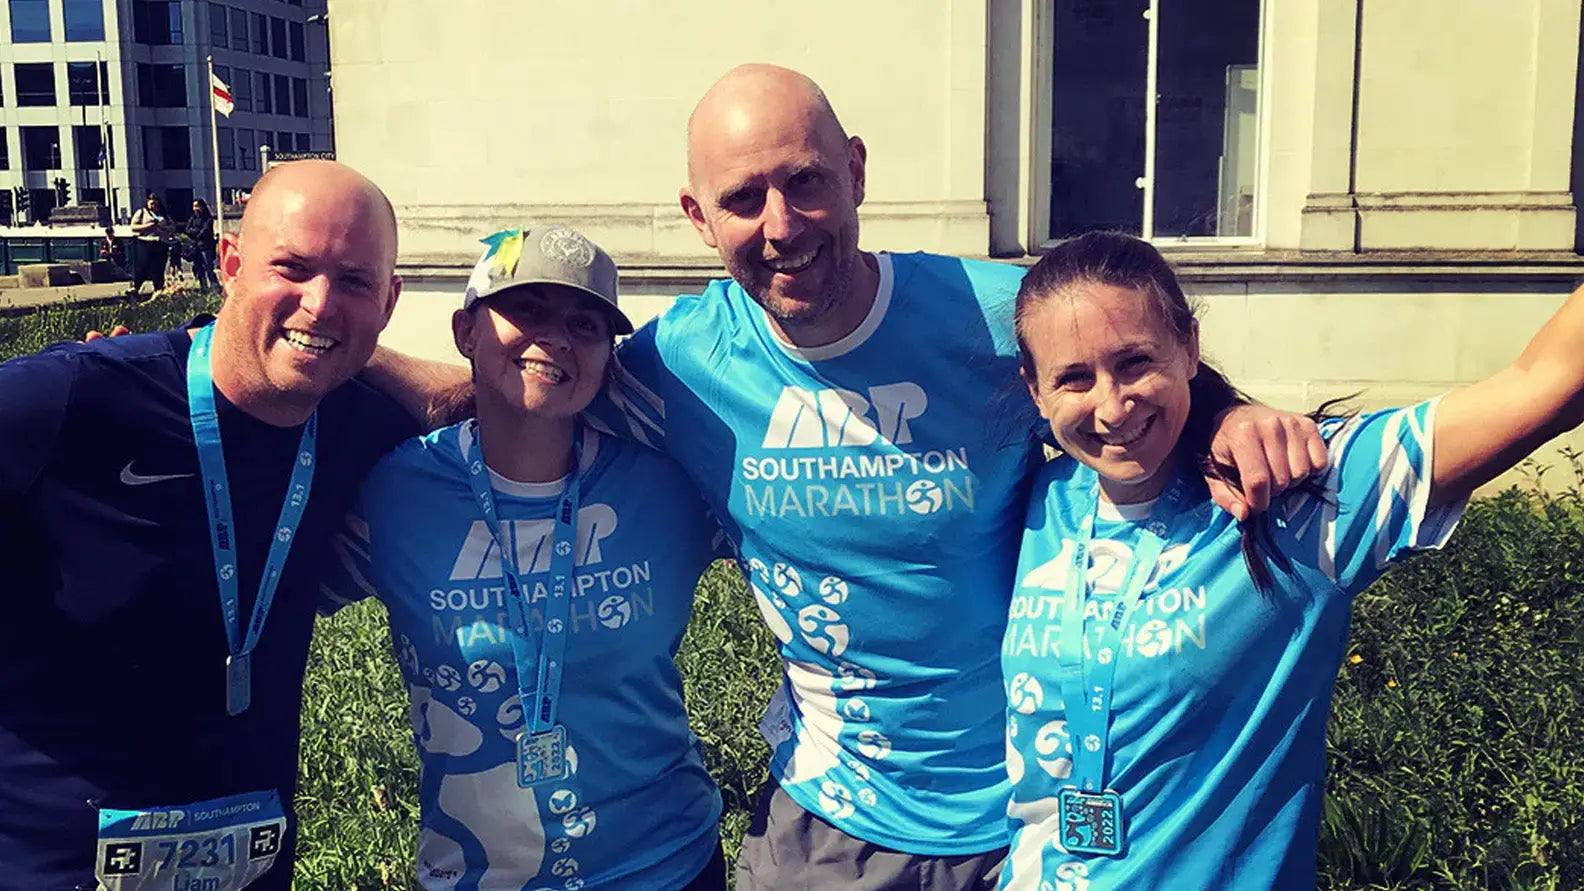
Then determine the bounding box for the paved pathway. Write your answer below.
[0,281,133,313]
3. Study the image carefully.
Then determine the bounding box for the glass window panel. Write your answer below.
[276,131,293,152]
[137,63,154,106]
[15,64,58,107]
[63,0,106,41]
[218,127,235,169]
[0,131,10,170]
[254,71,272,113]
[273,74,290,115]
[165,2,184,44]
[142,125,159,169]
[161,126,191,169]
[232,68,251,111]
[1151,0,1261,237]
[209,2,228,44]
[67,61,111,106]
[251,12,267,53]
[72,125,106,170]
[231,7,248,51]
[140,64,186,108]
[289,21,305,61]
[270,17,288,59]
[21,126,63,170]
[133,1,183,45]
[1048,0,1149,238]
[237,128,255,169]
[292,78,308,118]
[9,0,51,42]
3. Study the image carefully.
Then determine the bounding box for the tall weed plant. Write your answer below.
[3,298,1580,889]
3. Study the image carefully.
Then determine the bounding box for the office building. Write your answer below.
[0,0,332,226]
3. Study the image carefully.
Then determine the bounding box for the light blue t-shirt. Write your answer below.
[595,251,1040,853]
[329,424,724,891]
[999,402,1465,889]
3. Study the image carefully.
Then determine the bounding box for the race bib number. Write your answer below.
[96,789,286,891]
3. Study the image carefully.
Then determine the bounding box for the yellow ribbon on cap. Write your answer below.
[479,227,527,279]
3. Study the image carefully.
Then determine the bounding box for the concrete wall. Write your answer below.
[332,0,1584,493]
[328,0,992,266]
[1290,0,1581,251]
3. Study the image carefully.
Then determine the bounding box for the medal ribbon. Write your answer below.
[462,419,581,734]
[187,323,317,703]
[1058,469,1193,794]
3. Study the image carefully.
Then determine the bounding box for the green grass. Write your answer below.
[0,288,221,356]
[5,293,1582,890]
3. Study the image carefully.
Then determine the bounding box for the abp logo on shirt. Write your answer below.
[761,383,927,449]
[449,504,619,580]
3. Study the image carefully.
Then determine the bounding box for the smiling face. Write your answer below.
[213,162,400,423]
[1021,282,1199,504]
[681,67,869,344]
[452,285,613,422]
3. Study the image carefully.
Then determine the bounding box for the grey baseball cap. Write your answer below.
[462,225,632,335]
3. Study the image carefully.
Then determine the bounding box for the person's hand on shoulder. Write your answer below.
[1207,404,1330,520]
[83,325,131,341]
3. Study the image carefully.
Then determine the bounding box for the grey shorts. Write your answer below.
[735,779,1008,891]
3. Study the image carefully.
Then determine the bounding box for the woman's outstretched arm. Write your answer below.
[1432,282,1584,506]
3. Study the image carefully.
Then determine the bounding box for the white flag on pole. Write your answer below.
[211,71,234,117]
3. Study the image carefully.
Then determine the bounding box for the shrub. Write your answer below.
[1321,468,1584,891]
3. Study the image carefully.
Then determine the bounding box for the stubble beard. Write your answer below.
[740,245,859,339]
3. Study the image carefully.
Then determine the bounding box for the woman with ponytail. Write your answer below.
[998,230,1584,889]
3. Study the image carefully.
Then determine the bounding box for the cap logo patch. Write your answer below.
[490,231,527,279]
[541,226,597,269]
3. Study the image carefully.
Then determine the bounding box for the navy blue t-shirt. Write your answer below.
[0,330,414,891]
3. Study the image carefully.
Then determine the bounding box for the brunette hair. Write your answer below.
[1013,231,1348,592]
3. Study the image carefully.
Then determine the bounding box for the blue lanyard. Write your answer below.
[186,323,317,700]
[1058,470,1191,794]
[462,419,581,734]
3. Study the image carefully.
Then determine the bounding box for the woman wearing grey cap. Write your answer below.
[324,225,728,890]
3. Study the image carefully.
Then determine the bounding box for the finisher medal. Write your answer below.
[517,725,568,787]
[1058,787,1126,856]
[225,652,251,717]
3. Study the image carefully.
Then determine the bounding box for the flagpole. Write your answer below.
[208,55,224,238]
[97,50,113,222]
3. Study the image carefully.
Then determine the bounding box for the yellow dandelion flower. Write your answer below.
[1387,679,1398,689]
[1349,654,1363,665]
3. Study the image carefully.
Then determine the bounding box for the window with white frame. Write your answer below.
[1043,0,1264,243]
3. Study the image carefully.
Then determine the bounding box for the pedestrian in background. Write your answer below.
[187,198,220,291]
[128,192,172,296]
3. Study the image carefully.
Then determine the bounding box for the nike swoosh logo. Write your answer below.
[120,462,195,486]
